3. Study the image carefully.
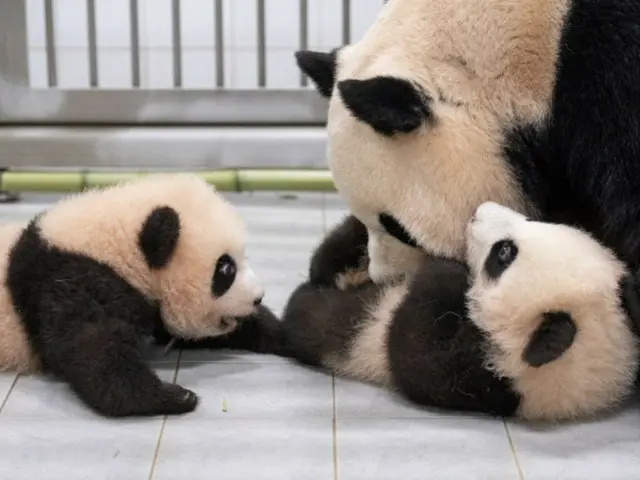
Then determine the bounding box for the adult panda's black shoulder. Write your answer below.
[213,201,640,422]
[1,173,267,417]
[294,0,640,283]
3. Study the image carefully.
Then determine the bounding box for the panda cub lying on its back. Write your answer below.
[198,202,640,422]
[0,174,274,418]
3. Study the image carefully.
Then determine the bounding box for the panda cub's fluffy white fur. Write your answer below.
[0,173,274,418]
[209,202,640,422]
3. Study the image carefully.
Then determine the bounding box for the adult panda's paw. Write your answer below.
[161,383,200,415]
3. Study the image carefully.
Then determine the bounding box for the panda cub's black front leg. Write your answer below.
[51,320,198,417]
[309,214,370,289]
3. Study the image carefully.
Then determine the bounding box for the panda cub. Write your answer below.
[0,173,271,417]
[215,202,640,422]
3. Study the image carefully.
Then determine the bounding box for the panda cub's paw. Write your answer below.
[159,383,199,415]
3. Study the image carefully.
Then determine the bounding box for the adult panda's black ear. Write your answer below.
[139,206,181,269]
[295,49,338,98]
[620,272,640,337]
[522,311,577,368]
[337,76,433,136]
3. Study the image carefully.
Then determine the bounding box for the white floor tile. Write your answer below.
[0,417,162,480]
[174,361,334,419]
[336,417,519,480]
[509,404,640,480]
[154,418,334,480]
[335,376,463,419]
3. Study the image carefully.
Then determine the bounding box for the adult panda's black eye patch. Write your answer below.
[378,213,420,249]
[523,311,577,367]
[337,76,433,136]
[484,239,518,280]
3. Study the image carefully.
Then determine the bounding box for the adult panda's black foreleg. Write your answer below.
[50,319,199,417]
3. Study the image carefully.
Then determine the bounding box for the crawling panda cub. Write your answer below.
[207,202,640,422]
[0,173,272,417]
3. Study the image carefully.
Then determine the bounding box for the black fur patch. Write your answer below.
[388,256,521,417]
[295,49,339,98]
[309,214,369,287]
[8,221,198,417]
[138,206,181,269]
[378,213,420,249]
[483,239,518,280]
[619,272,640,338]
[522,311,577,368]
[212,253,237,297]
[337,76,432,136]
[548,0,640,267]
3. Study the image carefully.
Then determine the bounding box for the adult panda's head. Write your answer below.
[133,175,265,340]
[466,201,640,421]
[296,0,570,283]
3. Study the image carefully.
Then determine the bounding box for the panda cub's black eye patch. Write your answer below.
[212,254,237,297]
[484,239,518,280]
[378,213,420,249]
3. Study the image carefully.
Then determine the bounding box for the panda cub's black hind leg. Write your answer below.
[53,321,198,417]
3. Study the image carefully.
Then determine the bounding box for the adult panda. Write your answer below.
[0,173,272,418]
[195,202,640,422]
[295,0,640,283]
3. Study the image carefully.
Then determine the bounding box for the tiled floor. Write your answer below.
[0,191,639,479]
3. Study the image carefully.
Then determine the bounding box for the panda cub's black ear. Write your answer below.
[295,49,339,98]
[139,206,181,269]
[337,76,433,136]
[522,311,577,367]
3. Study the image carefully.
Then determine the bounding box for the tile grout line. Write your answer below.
[0,374,20,414]
[148,351,182,480]
[503,419,525,480]
[331,374,338,480]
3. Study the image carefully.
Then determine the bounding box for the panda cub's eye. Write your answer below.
[212,254,237,297]
[484,239,518,280]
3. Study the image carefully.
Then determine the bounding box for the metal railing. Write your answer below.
[0,0,386,185]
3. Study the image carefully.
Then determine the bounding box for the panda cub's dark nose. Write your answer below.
[253,295,264,306]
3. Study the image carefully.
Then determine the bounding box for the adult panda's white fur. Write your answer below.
[295,0,640,284]
[0,173,270,417]
[215,203,640,422]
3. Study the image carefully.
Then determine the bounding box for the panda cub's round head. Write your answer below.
[134,175,265,340]
[465,202,639,421]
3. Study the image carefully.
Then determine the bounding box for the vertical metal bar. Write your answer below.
[299,0,308,87]
[172,0,182,88]
[214,0,224,88]
[44,0,58,87]
[256,0,266,87]
[87,0,98,87]
[0,0,30,88]
[342,0,351,45]
[129,0,140,87]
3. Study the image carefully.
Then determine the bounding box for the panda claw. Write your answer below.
[161,383,199,414]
